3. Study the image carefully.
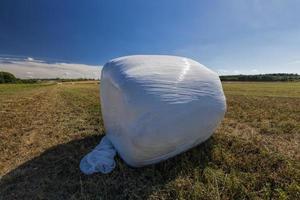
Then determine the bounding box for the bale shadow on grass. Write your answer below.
[0,135,214,200]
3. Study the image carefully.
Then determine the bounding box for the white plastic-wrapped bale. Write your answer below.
[80,55,226,174]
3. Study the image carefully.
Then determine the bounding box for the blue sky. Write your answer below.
[1,0,300,75]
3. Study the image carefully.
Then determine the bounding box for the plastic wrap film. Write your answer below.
[80,55,226,174]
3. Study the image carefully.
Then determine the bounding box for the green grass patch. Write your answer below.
[222,82,300,97]
[0,83,55,95]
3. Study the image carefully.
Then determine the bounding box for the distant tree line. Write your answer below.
[220,73,300,82]
[0,71,17,83]
[2,71,299,84]
[0,71,98,84]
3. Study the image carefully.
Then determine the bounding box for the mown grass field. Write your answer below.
[0,81,299,200]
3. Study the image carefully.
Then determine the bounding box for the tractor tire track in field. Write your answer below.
[0,83,102,176]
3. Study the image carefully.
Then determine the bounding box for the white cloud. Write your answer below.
[250,69,259,74]
[27,57,34,61]
[287,60,300,65]
[216,69,229,75]
[0,57,102,79]
[233,70,241,75]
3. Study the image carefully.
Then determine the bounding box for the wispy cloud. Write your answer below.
[216,69,229,75]
[0,56,101,79]
[250,69,259,74]
[287,60,300,65]
[233,70,241,75]
[27,57,34,61]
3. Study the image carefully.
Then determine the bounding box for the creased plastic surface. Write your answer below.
[80,136,116,174]
[100,55,226,167]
